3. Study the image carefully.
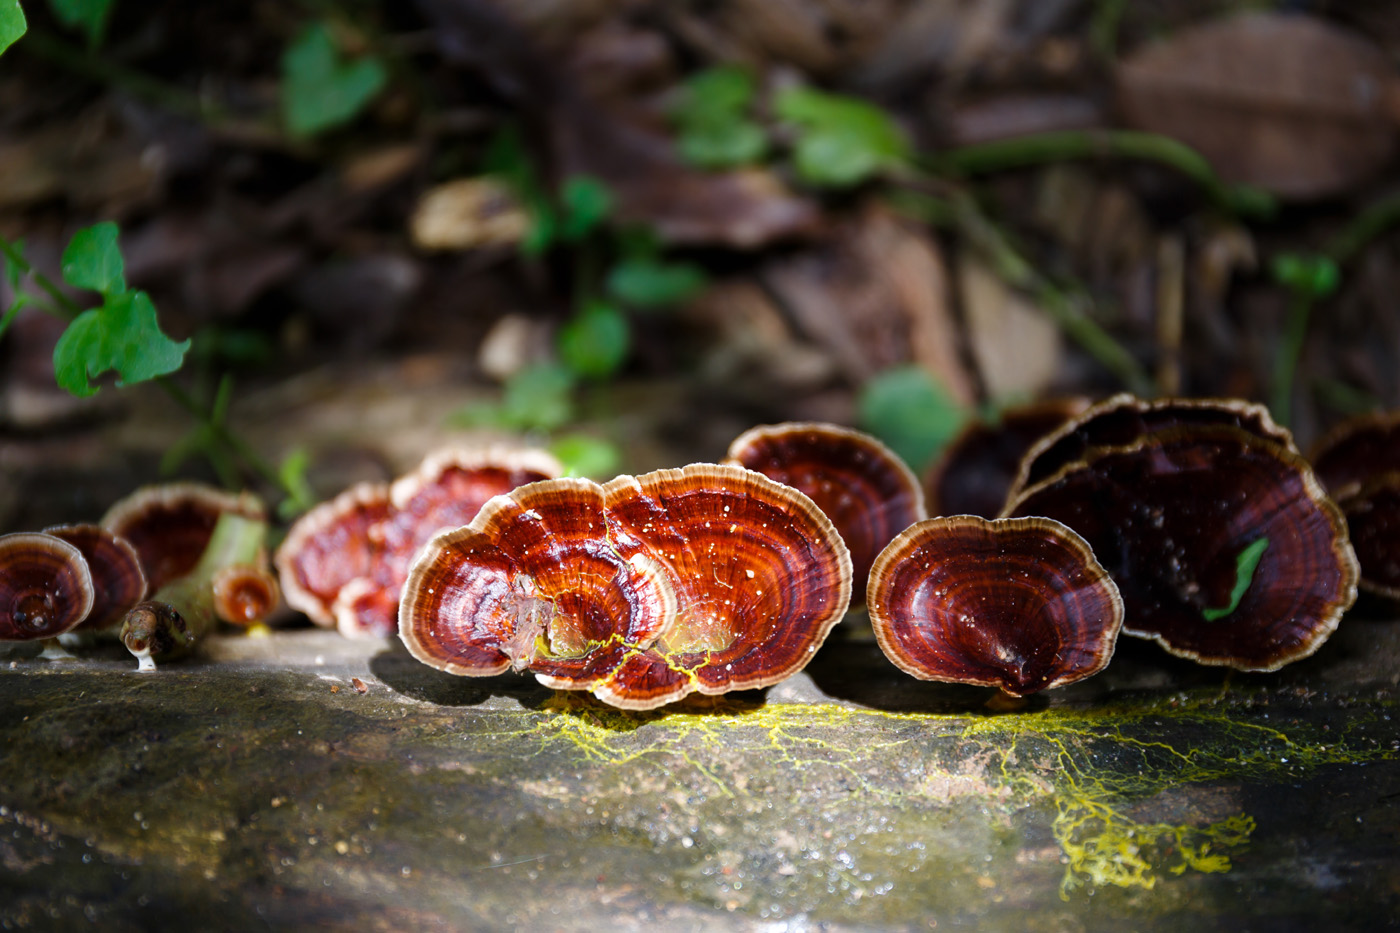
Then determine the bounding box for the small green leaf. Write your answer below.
[52,291,190,397]
[483,125,558,254]
[282,22,387,138]
[607,258,707,309]
[1270,253,1340,299]
[277,447,318,520]
[857,365,968,471]
[558,300,629,379]
[557,176,612,242]
[0,0,26,58]
[450,363,576,433]
[775,86,910,188]
[47,0,112,47]
[1202,537,1270,622]
[672,67,768,170]
[61,222,125,295]
[2,236,24,290]
[550,433,621,479]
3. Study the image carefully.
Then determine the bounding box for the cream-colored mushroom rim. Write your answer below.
[101,481,266,533]
[388,444,565,511]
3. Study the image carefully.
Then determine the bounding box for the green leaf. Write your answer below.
[1202,537,1270,622]
[0,0,26,58]
[52,290,190,397]
[1270,253,1340,299]
[281,22,387,138]
[857,365,968,471]
[2,236,24,290]
[607,257,707,309]
[277,446,318,520]
[672,67,768,170]
[61,222,125,295]
[558,300,629,379]
[774,86,910,188]
[483,125,558,254]
[47,0,112,47]
[557,176,612,242]
[502,363,576,430]
[550,433,621,479]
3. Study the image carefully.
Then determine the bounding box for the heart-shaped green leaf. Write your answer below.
[61,222,126,295]
[282,22,387,138]
[0,0,26,58]
[53,291,190,397]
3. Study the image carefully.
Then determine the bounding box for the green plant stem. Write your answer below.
[1271,289,1312,429]
[1,236,292,499]
[931,130,1274,218]
[1326,191,1400,264]
[948,191,1155,397]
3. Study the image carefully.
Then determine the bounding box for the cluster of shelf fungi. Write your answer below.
[2,395,1395,709]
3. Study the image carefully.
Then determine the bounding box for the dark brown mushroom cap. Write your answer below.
[725,422,924,594]
[0,532,95,641]
[212,564,282,626]
[102,483,265,595]
[1010,394,1295,501]
[867,516,1122,695]
[400,463,853,709]
[1003,425,1358,671]
[275,483,395,629]
[924,399,1090,518]
[1334,471,1400,599]
[275,448,561,637]
[43,524,147,631]
[1309,410,1400,499]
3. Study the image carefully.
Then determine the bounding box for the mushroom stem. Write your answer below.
[119,512,269,671]
[38,638,78,661]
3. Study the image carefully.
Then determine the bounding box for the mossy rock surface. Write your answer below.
[2,619,1398,931]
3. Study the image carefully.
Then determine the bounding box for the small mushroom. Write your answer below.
[1003,424,1358,670]
[924,398,1090,518]
[725,422,925,593]
[0,532,95,652]
[400,463,853,709]
[102,483,266,595]
[212,564,282,628]
[43,524,147,632]
[1309,410,1400,500]
[1008,394,1295,502]
[276,447,562,638]
[867,516,1123,696]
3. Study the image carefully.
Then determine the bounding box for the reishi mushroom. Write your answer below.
[867,515,1123,696]
[1310,410,1400,499]
[924,398,1090,518]
[1008,394,1295,502]
[43,523,147,632]
[276,447,562,638]
[725,422,925,593]
[1308,411,1400,599]
[212,564,282,628]
[0,532,95,653]
[1003,424,1358,670]
[102,483,266,595]
[399,463,853,710]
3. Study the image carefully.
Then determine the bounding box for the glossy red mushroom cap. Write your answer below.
[1010,394,1295,501]
[1004,425,1357,671]
[275,448,562,637]
[102,483,265,594]
[43,524,147,631]
[867,516,1122,696]
[399,463,853,709]
[0,532,95,641]
[726,422,925,593]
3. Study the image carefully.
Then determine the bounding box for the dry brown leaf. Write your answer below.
[1118,12,1400,199]
[958,252,1060,400]
[410,178,530,251]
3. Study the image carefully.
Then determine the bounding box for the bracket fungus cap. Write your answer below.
[0,532,95,641]
[1309,410,1400,500]
[102,483,265,595]
[725,421,925,593]
[867,515,1123,696]
[43,524,147,632]
[1333,471,1400,600]
[212,564,282,626]
[399,463,853,709]
[1004,424,1358,671]
[276,447,562,637]
[1009,394,1295,502]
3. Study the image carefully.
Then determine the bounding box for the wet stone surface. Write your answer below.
[1,617,1398,931]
